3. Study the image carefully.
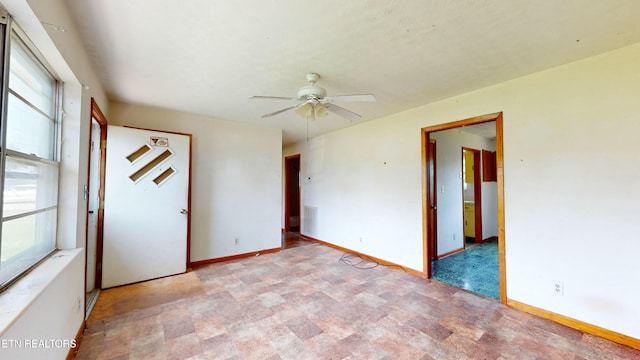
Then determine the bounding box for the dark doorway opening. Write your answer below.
[284,155,301,232]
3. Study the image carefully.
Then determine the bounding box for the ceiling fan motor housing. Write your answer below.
[297,85,327,101]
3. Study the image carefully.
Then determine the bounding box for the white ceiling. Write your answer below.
[459,122,496,140]
[62,0,640,146]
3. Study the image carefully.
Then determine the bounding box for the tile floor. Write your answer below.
[432,241,499,299]
[75,242,639,359]
[281,232,312,250]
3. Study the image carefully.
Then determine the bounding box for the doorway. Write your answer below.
[422,112,506,303]
[284,155,301,233]
[283,154,304,249]
[427,140,437,261]
[85,98,107,316]
[462,147,482,248]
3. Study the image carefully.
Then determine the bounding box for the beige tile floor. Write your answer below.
[75,242,639,359]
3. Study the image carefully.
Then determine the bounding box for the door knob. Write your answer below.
[180,209,189,214]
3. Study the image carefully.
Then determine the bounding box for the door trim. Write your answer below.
[86,98,107,290]
[422,112,506,303]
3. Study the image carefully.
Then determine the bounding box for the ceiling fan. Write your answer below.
[250,73,375,121]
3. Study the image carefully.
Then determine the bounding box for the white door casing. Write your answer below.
[86,119,101,292]
[102,125,190,288]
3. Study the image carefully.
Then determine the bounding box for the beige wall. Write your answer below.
[108,102,283,262]
[293,42,640,338]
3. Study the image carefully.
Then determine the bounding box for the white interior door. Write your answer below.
[102,125,190,288]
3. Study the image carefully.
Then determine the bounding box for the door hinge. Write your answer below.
[101,139,107,149]
[99,200,105,209]
[0,9,8,25]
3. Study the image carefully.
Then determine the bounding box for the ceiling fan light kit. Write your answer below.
[250,73,375,122]
[293,101,329,121]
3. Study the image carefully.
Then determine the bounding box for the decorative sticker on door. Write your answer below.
[150,136,169,147]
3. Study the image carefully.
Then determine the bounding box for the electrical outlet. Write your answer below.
[453,233,456,241]
[359,236,363,243]
[234,237,239,245]
[553,281,564,295]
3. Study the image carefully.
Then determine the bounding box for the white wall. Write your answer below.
[296,118,422,268]
[293,43,640,339]
[0,250,84,360]
[108,102,282,262]
[0,1,108,358]
[430,128,498,255]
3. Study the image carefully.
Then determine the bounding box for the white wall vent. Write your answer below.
[303,206,318,236]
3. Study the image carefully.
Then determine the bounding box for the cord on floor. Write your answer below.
[339,253,379,269]
[338,252,409,272]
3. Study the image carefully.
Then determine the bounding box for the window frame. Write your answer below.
[0,16,63,291]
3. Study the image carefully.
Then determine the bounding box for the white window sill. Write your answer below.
[0,248,83,337]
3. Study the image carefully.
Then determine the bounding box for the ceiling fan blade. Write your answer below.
[261,105,299,118]
[323,103,362,121]
[324,94,376,103]
[250,95,298,101]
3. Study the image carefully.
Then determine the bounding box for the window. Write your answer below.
[0,20,61,290]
